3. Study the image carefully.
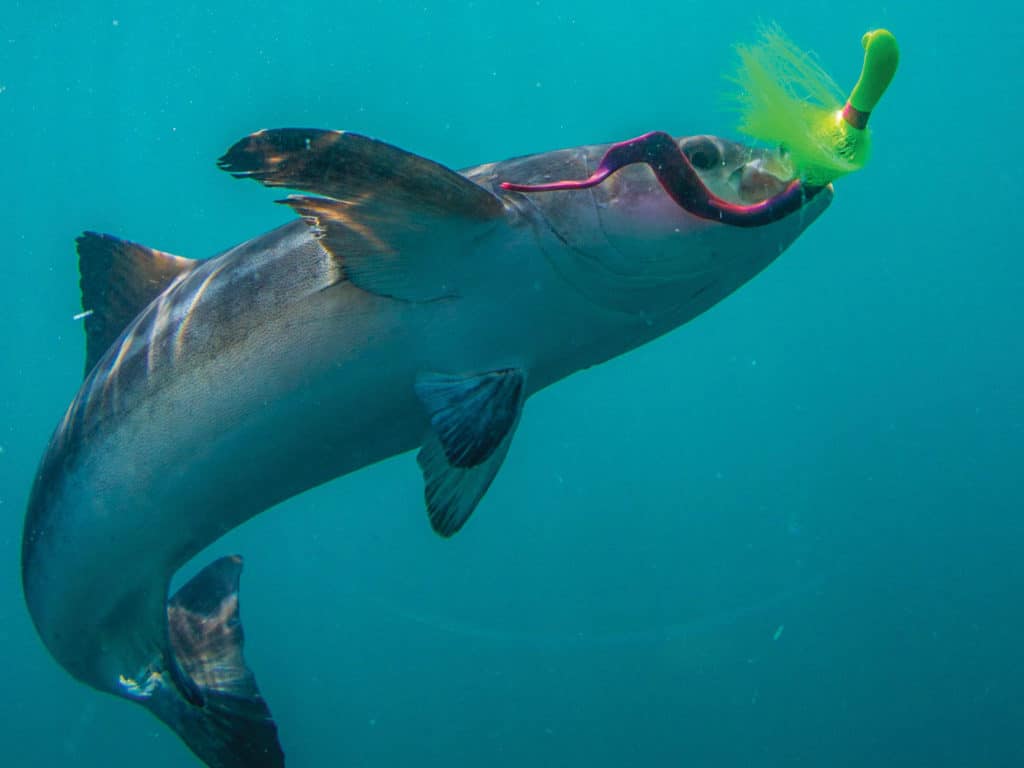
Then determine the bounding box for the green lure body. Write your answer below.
[733,26,899,186]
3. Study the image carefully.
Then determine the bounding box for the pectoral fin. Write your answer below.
[218,129,507,301]
[415,369,525,536]
[218,129,504,219]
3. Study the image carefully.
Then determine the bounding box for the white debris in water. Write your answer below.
[773,624,785,641]
[73,309,94,321]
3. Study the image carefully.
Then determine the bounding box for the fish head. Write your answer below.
[535,134,833,321]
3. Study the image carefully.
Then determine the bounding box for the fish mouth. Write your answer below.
[504,132,826,228]
[716,145,833,222]
[676,134,827,225]
[730,149,796,205]
[680,136,801,208]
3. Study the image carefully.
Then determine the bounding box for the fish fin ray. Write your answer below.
[415,369,525,537]
[149,555,283,768]
[218,129,507,301]
[76,232,196,376]
[418,430,516,537]
[415,369,525,467]
[217,128,504,219]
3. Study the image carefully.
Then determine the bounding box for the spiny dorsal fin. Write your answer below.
[77,232,195,376]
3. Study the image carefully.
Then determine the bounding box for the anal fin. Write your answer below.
[147,556,283,768]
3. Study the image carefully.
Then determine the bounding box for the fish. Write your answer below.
[21,128,832,767]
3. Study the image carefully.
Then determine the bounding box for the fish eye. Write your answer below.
[683,138,722,171]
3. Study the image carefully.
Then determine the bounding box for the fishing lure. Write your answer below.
[503,27,899,226]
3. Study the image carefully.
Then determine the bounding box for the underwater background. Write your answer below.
[1,1,1021,766]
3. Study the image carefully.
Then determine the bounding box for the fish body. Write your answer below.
[22,129,831,767]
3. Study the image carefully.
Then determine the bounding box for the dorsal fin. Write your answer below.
[77,232,196,376]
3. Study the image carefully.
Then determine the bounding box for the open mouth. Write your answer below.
[680,135,795,206]
[502,131,827,229]
[732,154,793,204]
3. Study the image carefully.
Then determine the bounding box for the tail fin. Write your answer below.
[148,556,284,768]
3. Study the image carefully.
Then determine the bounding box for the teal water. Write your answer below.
[2,1,1021,766]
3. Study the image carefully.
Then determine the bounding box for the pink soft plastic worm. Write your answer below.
[500,131,825,228]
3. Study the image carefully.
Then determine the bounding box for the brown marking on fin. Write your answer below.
[282,189,499,302]
[77,232,195,376]
[154,555,284,768]
[217,129,508,301]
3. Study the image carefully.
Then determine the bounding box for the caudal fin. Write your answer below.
[148,556,284,768]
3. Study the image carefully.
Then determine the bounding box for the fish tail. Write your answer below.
[146,556,284,768]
